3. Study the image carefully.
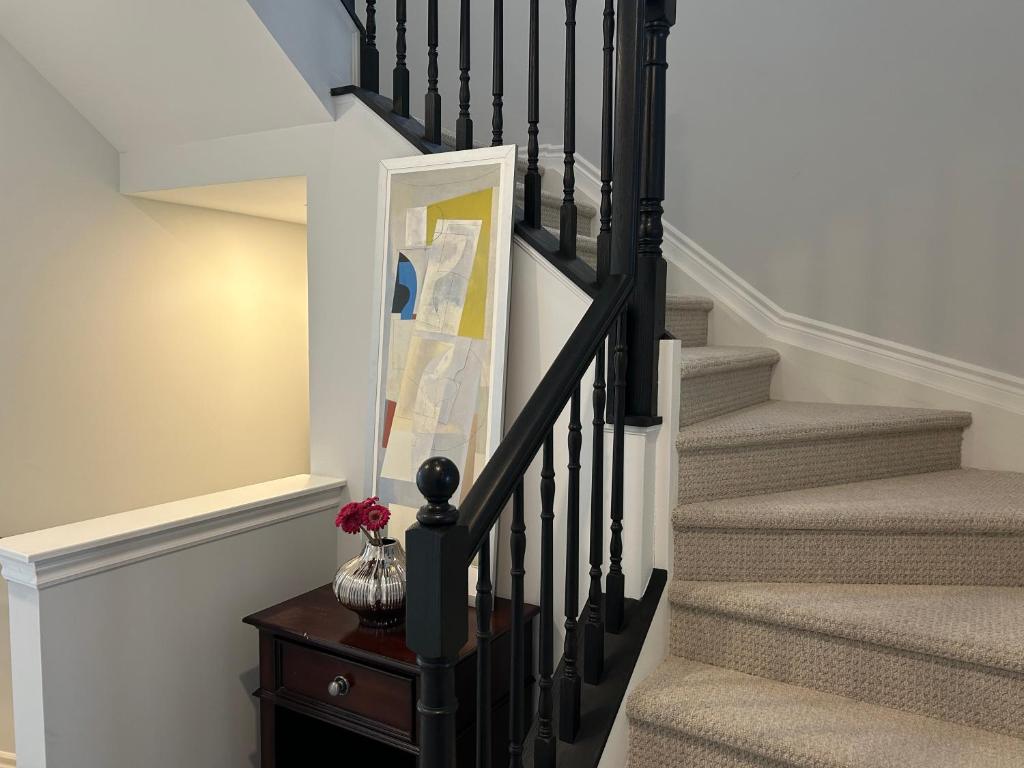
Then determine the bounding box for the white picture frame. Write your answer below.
[366,145,518,595]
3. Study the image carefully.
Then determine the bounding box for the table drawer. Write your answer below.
[278,641,415,736]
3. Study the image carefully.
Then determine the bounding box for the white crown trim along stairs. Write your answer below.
[536,145,1024,417]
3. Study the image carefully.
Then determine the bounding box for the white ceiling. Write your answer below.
[135,176,308,225]
[0,0,331,152]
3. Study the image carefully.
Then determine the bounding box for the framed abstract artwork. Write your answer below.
[368,146,517,560]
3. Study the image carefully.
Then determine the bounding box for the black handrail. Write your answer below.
[458,274,632,557]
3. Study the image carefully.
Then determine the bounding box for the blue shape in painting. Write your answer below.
[392,253,417,319]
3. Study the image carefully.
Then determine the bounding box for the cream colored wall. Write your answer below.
[0,36,310,755]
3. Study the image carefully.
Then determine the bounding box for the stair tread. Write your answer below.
[670,581,1024,673]
[542,227,597,255]
[679,400,972,450]
[675,468,1024,533]
[667,294,714,312]
[680,346,780,379]
[514,182,597,217]
[628,658,1024,768]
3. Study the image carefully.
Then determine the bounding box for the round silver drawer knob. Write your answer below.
[327,675,351,698]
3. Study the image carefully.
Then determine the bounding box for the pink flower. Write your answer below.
[335,501,366,534]
[364,504,391,532]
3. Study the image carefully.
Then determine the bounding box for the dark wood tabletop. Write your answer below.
[244,584,538,673]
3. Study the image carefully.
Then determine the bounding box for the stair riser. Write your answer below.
[666,308,710,347]
[674,529,1024,585]
[671,606,1024,739]
[627,721,781,768]
[681,366,774,427]
[678,429,964,504]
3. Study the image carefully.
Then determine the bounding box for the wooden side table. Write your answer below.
[244,585,537,767]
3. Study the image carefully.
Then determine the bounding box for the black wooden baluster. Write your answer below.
[584,344,606,683]
[361,0,379,93]
[392,0,409,117]
[425,0,442,144]
[559,0,578,259]
[406,458,468,768]
[508,480,526,768]
[609,0,644,280]
[535,432,556,768]
[476,534,493,768]
[456,0,473,149]
[491,0,503,146]
[596,0,615,283]
[607,316,628,633]
[523,0,542,228]
[560,387,582,742]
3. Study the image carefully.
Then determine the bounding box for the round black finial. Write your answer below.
[416,457,460,526]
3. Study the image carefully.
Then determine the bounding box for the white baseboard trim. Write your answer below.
[0,750,15,767]
[536,145,1024,416]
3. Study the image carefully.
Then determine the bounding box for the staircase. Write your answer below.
[625,298,1024,767]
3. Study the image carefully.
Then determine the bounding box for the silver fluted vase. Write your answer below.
[333,537,407,628]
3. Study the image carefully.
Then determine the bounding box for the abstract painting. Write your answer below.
[370,147,517,512]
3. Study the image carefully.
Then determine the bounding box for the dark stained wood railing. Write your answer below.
[334,1,677,765]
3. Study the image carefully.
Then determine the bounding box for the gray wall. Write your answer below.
[377,0,1024,377]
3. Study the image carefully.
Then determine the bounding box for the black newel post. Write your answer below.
[406,458,468,768]
[627,0,676,424]
[361,0,379,93]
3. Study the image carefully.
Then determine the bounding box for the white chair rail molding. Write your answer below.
[0,475,345,768]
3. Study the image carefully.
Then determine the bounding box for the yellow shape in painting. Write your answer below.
[426,188,494,340]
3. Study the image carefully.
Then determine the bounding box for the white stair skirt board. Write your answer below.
[533,146,1024,417]
[597,339,681,768]
[0,475,345,768]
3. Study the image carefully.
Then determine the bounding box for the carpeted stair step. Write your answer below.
[674,469,1024,584]
[541,228,598,271]
[514,183,597,233]
[677,401,971,504]
[669,581,1024,738]
[679,346,779,426]
[666,295,714,347]
[626,657,1024,768]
